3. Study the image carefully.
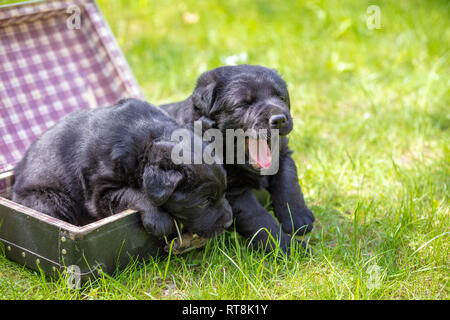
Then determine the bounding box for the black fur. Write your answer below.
[161,65,314,253]
[12,99,233,239]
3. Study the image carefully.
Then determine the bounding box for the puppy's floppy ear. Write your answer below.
[192,83,217,116]
[142,165,183,206]
[110,134,138,177]
[192,69,223,117]
[142,140,183,206]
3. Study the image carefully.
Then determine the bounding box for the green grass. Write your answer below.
[0,0,449,299]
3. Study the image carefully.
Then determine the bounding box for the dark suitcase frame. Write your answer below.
[0,188,165,282]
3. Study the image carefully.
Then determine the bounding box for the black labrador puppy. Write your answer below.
[161,65,314,253]
[12,99,233,239]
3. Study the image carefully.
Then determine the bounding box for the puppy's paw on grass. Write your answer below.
[141,212,174,238]
[281,208,315,236]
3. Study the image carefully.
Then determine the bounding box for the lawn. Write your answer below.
[0,0,448,299]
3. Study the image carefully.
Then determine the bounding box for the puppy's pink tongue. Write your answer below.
[247,138,272,169]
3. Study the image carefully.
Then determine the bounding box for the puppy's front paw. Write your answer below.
[281,207,314,236]
[141,211,174,238]
[277,234,311,257]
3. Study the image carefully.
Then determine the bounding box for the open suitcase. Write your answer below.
[0,0,168,283]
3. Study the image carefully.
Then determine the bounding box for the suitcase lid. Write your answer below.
[0,0,144,174]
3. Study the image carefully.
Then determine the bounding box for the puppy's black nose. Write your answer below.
[269,114,287,129]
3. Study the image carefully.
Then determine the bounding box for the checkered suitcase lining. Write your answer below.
[0,0,144,195]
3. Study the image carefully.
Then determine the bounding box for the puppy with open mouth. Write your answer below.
[12,98,233,240]
[161,64,314,254]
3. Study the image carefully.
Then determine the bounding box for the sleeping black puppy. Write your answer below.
[12,98,233,239]
[161,65,314,253]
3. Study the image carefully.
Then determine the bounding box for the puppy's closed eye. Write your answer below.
[197,199,210,208]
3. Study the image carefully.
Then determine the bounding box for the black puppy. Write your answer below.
[161,65,314,253]
[12,99,233,239]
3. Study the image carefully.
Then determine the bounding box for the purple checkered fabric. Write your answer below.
[0,0,144,194]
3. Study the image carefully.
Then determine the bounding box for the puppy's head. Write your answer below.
[141,140,233,238]
[191,64,293,170]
